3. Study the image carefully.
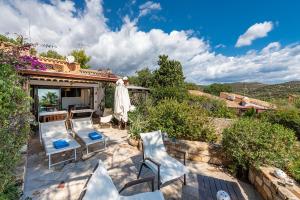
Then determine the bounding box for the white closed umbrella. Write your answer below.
[114,79,131,122]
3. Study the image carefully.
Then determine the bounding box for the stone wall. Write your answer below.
[249,166,300,200]
[164,140,230,166]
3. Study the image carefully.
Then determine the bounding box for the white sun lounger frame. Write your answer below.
[70,109,107,155]
[38,111,80,169]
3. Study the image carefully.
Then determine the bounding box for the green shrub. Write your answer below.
[0,51,31,198]
[222,118,296,174]
[286,143,300,183]
[148,99,216,142]
[151,86,188,103]
[188,95,236,118]
[128,110,149,140]
[104,85,115,108]
[259,108,300,139]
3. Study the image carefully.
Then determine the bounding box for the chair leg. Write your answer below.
[184,174,186,185]
[137,163,144,179]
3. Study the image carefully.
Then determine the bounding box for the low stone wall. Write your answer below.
[165,139,230,166]
[128,138,230,166]
[249,166,300,200]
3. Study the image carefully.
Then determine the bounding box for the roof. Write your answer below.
[188,90,275,110]
[126,85,150,91]
[19,69,118,82]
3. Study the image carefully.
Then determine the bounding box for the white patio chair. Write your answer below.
[40,120,81,169]
[137,130,188,189]
[80,160,164,200]
[99,115,113,127]
[70,117,107,155]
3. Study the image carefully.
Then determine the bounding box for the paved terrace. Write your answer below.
[23,127,262,200]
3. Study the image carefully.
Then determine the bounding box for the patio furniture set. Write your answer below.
[38,112,188,200]
[39,109,108,169]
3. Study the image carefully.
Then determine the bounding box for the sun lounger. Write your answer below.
[79,160,165,200]
[137,130,188,189]
[70,117,107,154]
[40,120,81,169]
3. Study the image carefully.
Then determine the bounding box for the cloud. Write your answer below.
[138,1,161,18]
[1,0,300,84]
[235,21,274,47]
[215,44,226,49]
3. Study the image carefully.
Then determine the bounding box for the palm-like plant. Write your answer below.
[40,92,59,106]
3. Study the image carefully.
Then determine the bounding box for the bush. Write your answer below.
[286,143,300,183]
[222,118,296,175]
[128,110,149,140]
[148,99,216,142]
[259,108,300,139]
[0,51,31,199]
[151,86,188,103]
[188,95,236,118]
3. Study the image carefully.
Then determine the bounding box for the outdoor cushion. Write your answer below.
[53,139,69,149]
[83,160,164,200]
[140,130,188,184]
[71,118,94,132]
[89,132,102,140]
[83,161,120,200]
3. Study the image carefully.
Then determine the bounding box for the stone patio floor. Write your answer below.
[22,127,262,200]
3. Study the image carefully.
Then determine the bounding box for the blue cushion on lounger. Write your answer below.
[89,132,102,140]
[53,139,69,149]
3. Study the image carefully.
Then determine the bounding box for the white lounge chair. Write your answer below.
[137,130,188,189]
[71,117,107,155]
[40,120,81,169]
[100,115,113,127]
[80,160,164,200]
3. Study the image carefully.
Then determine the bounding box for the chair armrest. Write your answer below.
[119,176,155,193]
[145,157,161,167]
[168,147,186,165]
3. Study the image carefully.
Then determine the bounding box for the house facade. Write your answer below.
[1,41,118,118]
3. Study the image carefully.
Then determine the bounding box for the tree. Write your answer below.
[39,50,65,60]
[128,68,154,88]
[71,49,91,69]
[153,55,185,87]
[203,83,233,96]
[40,92,59,106]
[152,55,188,102]
[0,34,21,45]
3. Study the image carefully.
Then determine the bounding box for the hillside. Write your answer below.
[244,81,300,100]
[225,82,268,94]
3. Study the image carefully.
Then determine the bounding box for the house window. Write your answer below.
[38,88,60,112]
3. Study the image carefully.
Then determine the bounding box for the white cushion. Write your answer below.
[83,161,120,200]
[140,130,188,184]
[140,130,167,159]
[71,118,93,132]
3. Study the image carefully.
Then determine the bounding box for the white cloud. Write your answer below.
[1,0,300,84]
[138,1,161,18]
[235,21,274,47]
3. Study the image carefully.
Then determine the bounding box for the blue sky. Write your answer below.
[98,0,300,55]
[1,0,300,84]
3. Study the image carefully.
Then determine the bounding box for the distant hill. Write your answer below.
[224,82,268,94]
[243,81,300,100]
[199,81,300,101]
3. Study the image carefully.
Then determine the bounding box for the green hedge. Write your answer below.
[148,99,216,141]
[222,118,296,175]
[259,108,300,139]
[0,53,31,199]
[188,95,236,118]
